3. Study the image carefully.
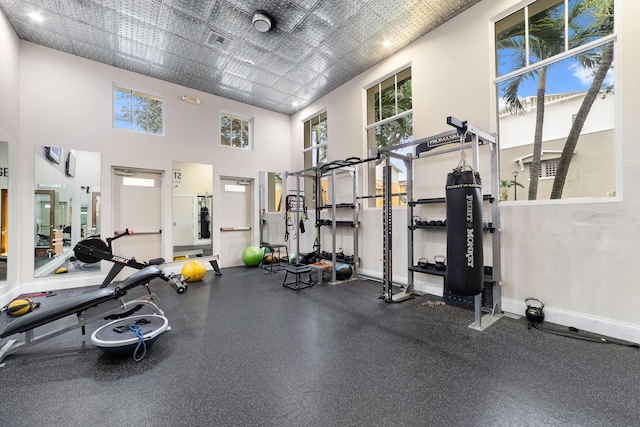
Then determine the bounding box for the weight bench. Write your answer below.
[0,265,184,366]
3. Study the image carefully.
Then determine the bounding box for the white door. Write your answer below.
[112,168,163,274]
[173,195,194,247]
[220,177,252,267]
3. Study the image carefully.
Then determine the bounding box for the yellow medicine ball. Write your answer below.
[7,298,35,316]
[181,260,207,282]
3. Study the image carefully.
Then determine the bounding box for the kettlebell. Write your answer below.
[434,255,446,271]
[525,297,545,323]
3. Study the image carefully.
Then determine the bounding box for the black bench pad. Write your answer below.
[1,288,116,338]
[1,265,164,338]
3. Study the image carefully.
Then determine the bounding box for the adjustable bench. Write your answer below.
[0,265,173,366]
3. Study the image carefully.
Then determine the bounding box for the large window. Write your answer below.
[365,67,412,207]
[303,112,328,206]
[304,111,327,169]
[221,113,252,149]
[114,85,163,134]
[495,0,615,200]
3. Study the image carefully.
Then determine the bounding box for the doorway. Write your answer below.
[112,168,163,273]
[220,177,252,267]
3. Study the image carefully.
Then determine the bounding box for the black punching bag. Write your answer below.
[445,168,483,296]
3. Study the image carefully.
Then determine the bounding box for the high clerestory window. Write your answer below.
[495,0,616,200]
[221,112,253,150]
[365,67,412,207]
[114,85,163,134]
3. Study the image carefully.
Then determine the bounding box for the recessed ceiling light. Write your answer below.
[292,101,299,107]
[28,11,44,23]
[383,40,392,48]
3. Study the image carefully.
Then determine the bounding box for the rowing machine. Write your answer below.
[73,229,165,287]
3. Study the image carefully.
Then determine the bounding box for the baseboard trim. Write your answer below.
[502,297,640,345]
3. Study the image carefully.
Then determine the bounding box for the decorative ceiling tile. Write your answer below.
[289,13,332,47]
[316,29,359,60]
[367,0,422,24]
[261,0,308,34]
[158,5,206,41]
[71,40,114,65]
[183,60,219,81]
[257,51,295,76]
[113,0,162,26]
[277,36,314,61]
[0,0,479,115]
[162,0,216,21]
[65,20,112,50]
[220,0,265,15]
[208,1,253,39]
[250,68,282,87]
[224,58,257,80]
[61,0,112,29]
[425,0,481,21]
[341,7,387,43]
[311,0,360,28]
[271,76,301,95]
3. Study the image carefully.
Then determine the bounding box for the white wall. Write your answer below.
[0,8,19,298]
[290,0,640,343]
[2,1,639,343]
[13,41,291,290]
[0,8,18,140]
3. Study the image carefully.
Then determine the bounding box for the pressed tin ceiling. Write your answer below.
[0,0,480,115]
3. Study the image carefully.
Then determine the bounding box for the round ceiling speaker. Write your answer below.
[252,10,272,33]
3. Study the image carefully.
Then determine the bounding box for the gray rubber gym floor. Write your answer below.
[0,266,638,426]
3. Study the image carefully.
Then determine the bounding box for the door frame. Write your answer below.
[219,176,255,266]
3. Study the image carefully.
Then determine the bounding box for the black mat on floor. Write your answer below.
[0,266,638,426]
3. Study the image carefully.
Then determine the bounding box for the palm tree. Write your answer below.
[551,0,614,199]
[497,8,564,200]
[500,179,525,201]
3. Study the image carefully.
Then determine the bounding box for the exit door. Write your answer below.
[112,168,163,275]
[220,177,252,267]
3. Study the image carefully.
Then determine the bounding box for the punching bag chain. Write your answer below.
[456,130,471,171]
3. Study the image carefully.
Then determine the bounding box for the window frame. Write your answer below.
[113,84,164,135]
[493,0,618,202]
[303,110,328,169]
[220,111,254,150]
[364,66,413,208]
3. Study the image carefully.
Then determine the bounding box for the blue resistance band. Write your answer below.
[129,323,147,362]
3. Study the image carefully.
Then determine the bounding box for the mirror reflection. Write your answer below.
[0,141,7,282]
[172,161,213,260]
[35,146,101,277]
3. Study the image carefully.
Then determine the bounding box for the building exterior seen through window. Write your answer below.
[495,0,615,201]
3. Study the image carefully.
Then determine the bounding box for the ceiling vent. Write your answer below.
[205,30,230,50]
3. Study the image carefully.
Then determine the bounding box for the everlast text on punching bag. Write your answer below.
[445,167,483,296]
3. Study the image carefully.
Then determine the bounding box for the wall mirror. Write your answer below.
[172,161,213,260]
[0,141,7,283]
[35,146,101,277]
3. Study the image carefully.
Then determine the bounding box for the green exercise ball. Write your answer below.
[242,246,263,267]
